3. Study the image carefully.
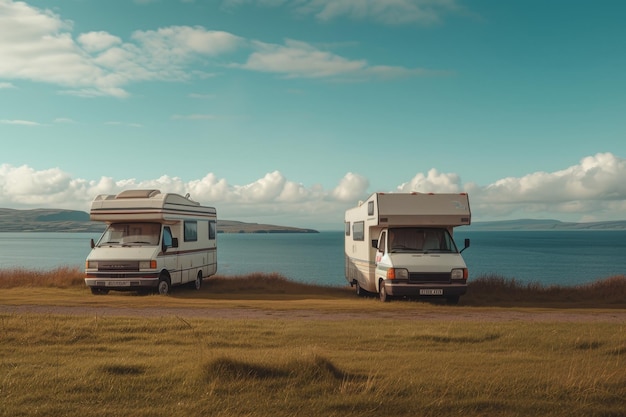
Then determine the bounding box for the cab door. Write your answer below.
[161,226,178,280]
[374,230,390,291]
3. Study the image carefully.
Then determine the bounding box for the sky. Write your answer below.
[1,0,625,230]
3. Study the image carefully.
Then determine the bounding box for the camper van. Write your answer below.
[84,189,217,295]
[344,192,471,303]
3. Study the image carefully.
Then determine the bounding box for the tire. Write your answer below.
[191,272,202,290]
[355,281,365,297]
[157,274,171,295]
[379,280,389,303]
[90,287,109,295]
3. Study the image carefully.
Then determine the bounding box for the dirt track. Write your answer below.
[2,304,626,323]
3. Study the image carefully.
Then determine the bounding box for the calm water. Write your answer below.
[1,231,625,287]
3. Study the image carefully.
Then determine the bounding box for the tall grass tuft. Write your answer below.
[205,272,346,297]
[0,266,83,289]
[466,274,626,306]
[201,354,347,384]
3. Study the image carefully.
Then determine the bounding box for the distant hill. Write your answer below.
[0,208,318,233]
[3,208,624,233]
[469,219,626,231]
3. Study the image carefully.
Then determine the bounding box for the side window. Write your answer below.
[184,221,198,242]
[209,220,216,240]
[368,201,374,216]
[353,221,364,241]
[344,222,350,236]
[163,226,173,248]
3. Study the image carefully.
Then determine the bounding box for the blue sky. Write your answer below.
[1,0,625,230]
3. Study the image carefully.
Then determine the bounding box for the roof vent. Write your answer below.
[115,189,161,199]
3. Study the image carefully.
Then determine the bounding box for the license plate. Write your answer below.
[420,289,443,295]
[106,281,130,287]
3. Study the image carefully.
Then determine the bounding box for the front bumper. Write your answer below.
[84,274,159,291]
[383,280,467,298]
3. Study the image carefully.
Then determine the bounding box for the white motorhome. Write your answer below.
[84,189,217,295]
[344,192,471,303]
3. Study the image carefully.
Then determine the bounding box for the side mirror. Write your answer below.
[460,238,470,253]
[171,237,179,248]
[90,238,95,249]
[371,239,378,249]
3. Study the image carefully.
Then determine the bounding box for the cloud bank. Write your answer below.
[1,153,625,229]
[0,0,443,97]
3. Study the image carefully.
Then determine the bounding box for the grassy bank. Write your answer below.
[1,267,625,308]
[1,313,625,417]
[1,268,625,416]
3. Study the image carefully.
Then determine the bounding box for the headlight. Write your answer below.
[451,268,468,280]
[139,260,157,269]
[387,268,409,279]
[87,261,98,269]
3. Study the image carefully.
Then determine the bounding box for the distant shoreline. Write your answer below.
[468,219,626,231]
[0,208,319,234]
[2,207,626,232]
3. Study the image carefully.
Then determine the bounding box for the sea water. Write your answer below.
[1,230,625,287]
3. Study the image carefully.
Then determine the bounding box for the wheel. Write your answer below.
[355,281,365,297]
[157,274,171,295]
[191,272,202,290]
[90,287,109,295]
[379,280,389,302]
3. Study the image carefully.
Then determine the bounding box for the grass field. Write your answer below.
[1,268,625,416]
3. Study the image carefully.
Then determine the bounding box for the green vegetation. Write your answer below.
[1,269,625,416]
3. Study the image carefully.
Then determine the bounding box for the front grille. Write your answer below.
[98,261,140,271]
[409,272,450,283]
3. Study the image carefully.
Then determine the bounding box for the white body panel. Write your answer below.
[344,192,471,302]
[85,189,217,294]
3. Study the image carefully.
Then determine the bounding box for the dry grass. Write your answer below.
[2,268,626,416]
[465,274,626,307]
[1,314,625,417]
[1,267,625,308]
[0,266,84,289]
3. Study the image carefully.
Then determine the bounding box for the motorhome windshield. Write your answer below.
[389,227,458,253]
[97,222,161,247]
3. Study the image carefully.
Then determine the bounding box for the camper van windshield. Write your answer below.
[97,222,161,247]
[389,227,458,253]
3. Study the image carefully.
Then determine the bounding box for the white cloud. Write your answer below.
[53,117,76,124]
[469,153,626,220]
[0,164,72,205]
[0,2,242,97]
[0,119,41,126]
[0,81,15,89]
[0,1,442,97]
[240,39,366,78]
[305,0,459,24]
[1,153,626,228]
[396,168,462,193]
[221,0,463,25]
[237,39,439,80]
[332,172,369,202]
[77,31,122,52]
